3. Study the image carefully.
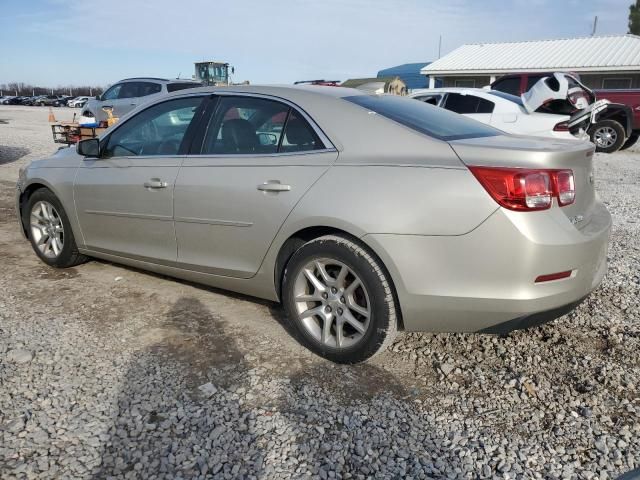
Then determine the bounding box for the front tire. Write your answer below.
[282,235,398,364]
[24,189,88,268]
[589,120,626,154]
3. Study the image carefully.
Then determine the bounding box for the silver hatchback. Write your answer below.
[17,85,611,363]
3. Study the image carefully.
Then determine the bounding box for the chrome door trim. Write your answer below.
[174,216,253,227]
[84,210,173,221]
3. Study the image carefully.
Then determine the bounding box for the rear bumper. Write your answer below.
[364,201,611,332]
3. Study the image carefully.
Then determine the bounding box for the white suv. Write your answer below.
[81,77,201,123]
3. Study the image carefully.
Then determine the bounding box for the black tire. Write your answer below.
[282,234,398,364]
[589,120,626,154]
[619,133,639,151]
[23,188,89,268]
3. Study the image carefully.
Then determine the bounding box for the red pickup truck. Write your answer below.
[491,72,640,152]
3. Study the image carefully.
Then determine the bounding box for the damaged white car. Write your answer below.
[409,88,590,141]
[494,72,633,153]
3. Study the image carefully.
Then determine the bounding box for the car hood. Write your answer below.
[28,146,83,169]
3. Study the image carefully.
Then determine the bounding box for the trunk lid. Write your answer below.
[448,134,596,229]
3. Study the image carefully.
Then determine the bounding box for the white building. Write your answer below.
[421,34,640,90]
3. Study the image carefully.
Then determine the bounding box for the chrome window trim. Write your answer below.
[185,148,337,159]
[98,91,336,159]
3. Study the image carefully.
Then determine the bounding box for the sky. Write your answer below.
[0,0,633,87]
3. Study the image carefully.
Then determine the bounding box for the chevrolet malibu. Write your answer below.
[16,85,611,363]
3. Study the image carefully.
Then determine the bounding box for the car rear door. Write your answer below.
[173,93,337,278]
[74,95,206,263]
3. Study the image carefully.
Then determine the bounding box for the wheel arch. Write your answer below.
[18,181,56,236]
[273,224,405,330]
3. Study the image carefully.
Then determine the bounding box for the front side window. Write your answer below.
[344,94,499,141]
[102,84,121,101]
[202,96,324,155]
[103,96,203,158]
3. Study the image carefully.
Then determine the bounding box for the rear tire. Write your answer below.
[589,120,626,154]
[282,235,398,364]
[24,189,89,268]
[619,133,639,151]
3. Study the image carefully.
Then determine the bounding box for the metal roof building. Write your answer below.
[421,34,640,90]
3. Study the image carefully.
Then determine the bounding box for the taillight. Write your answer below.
[553,121,570,132]
[469,166,575,211]
[555,170,575,206]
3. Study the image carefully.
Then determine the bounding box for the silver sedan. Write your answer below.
[16,85,611,363]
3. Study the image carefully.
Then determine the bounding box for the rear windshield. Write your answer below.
[167,82,203,93]
[344,94,499,141]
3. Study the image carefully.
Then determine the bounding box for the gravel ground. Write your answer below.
[0,105,639,479]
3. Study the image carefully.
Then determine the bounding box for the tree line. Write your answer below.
[0,83,104,97]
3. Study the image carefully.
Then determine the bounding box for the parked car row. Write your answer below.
[0,95,91,108]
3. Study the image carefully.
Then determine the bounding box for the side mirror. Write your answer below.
[95,95,101,100]
[77,138,100,157]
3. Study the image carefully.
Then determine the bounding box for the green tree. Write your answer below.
[629,1,640,34]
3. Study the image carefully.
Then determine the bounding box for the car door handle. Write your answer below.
[257,181,291,192]
[102,105,112,109]
[144,179,168,189]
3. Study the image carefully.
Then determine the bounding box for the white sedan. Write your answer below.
[67,96,91,108]
[409,88,586,141]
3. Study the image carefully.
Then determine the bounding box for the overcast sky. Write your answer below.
[0,0,632,87]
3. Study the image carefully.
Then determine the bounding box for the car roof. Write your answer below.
[162,84,366,101]
[118,77,202,84]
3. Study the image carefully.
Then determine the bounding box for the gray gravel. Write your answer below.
[0,105,639,479]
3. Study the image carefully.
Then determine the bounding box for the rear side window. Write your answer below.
[138,82,162,96]
[444,93,494,114]
[414,94,442,106]
[344,94,499,141]
[492,77,521,95]
[202,96,324,155]
[167,82,202,93]
[118,82,139,99]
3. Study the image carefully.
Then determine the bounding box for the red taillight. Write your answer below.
[535,270,572,283]
[553,121,570,132]
[469,167,575,211]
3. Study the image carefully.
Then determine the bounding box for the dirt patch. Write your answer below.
[0,145,29,165]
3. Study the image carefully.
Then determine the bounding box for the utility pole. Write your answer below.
[438,35,442,59]
[591,16,598,36]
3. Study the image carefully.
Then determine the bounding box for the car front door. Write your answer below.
[74,95,205,263]
[174,94,337,278]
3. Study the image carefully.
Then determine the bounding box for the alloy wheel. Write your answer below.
[594,126,617,148]
[30,201,64,258]
[293,258,371,349]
